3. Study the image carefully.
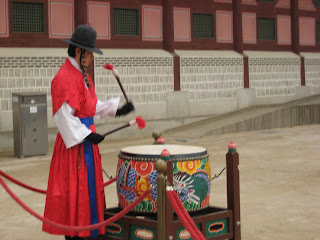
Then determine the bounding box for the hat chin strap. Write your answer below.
[80,49,91,88]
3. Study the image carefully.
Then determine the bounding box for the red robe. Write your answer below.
[43,59,106,237]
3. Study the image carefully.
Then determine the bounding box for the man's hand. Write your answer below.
[85,132,105,145]
[115,102,135,117]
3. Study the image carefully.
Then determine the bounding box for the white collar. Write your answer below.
[68,57,82,73]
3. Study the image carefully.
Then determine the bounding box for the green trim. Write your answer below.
[114,8,139,36]
[228,148,237,153]
[193,13,214,38]
[161,156,170,161]
[12,2,45,33]
[105,221,125,239]
[258,18,275,40]
[206,218,229,237]
[313,0,320,8]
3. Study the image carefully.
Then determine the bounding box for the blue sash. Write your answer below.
[80,117,98,239]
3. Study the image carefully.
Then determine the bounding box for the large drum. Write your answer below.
[116,144,211,213]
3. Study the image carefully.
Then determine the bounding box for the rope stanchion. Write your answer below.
[0,175,151,232]
[0,170,47,194]
[166,187,202,240]
[0,170,116,194]
[103,177,116,187]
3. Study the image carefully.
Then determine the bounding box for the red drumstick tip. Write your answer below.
[136,116,146,130]
[104,63,114,70]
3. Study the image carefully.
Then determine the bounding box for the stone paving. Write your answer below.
[0,124,319,240]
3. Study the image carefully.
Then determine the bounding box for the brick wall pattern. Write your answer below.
[0,56,64,112]
[305,58,320,94]
[180,57,244,101]
[249,58,301,97]
[94,57,174,103]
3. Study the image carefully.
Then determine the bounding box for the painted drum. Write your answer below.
[116,144,211,213]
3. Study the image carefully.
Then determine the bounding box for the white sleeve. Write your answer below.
[54,102,92,149]
[95,97,120,119]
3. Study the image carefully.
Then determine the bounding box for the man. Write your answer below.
[43,25,134,240]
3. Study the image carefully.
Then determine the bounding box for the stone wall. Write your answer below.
[94,53,174,105]
[180,56,243,101]
[177,50,244,116]
[302,53,320,95]
[94,49,174,122]
[246,51,301,97]
[0,48,66,132]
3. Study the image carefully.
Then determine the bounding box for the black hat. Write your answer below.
[62,25,103,55]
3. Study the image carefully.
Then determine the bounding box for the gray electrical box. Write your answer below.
[12,92,48,158]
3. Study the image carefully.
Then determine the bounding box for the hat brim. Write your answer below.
[61,39,103,55]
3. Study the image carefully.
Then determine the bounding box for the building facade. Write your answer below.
[0,0,320,148]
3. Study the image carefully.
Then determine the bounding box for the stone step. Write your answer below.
[163,94,320,139]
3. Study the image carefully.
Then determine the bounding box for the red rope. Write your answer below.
[166,189,200,240]
[171,189,206,240]
[103,177,116,187]
[0,174,151,232]
[0,170,46,194]
[0,170,116,194]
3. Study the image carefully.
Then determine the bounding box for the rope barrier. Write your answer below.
[166,187,206,240]
[166,188,199,240]
[0,174,151,232]
[1,168,212,237]
[0,170,47,194]
[0,170,116,194]
[171,189,206,240]
[103,177,116,187]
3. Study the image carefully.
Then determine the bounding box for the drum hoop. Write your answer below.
[118,151,209,162]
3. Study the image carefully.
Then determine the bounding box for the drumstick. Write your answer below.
[102,116,145,137]
[104,64,129,103]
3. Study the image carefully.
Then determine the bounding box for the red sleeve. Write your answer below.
[51,61,84,116]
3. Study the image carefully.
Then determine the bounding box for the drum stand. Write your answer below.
[104,144,241,240]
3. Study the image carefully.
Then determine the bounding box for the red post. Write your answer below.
[243,56,249,89]
[291,0,300,54]
[300,57,305,86]
[174,54,181,91]
[232,0,243,54]
[163,0,174,53]
[226,141,241,240]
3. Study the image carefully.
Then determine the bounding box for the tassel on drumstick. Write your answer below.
[104,63,129,103]
[102,116,146,137]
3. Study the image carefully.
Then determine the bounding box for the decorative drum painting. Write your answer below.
[116,145,211,213]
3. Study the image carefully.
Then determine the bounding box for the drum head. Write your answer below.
[119,144,208,161]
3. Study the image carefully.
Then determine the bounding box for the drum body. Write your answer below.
[116,145,211,213]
